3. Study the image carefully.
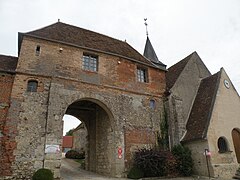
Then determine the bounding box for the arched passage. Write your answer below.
[63,98,115,176]
[232,128,240,163]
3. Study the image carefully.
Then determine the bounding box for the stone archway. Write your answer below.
[63,98,115,176]
[232,128,240,163]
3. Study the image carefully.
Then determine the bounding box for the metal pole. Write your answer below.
[205,149,210,179]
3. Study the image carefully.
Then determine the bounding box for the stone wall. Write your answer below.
[184,140,214,177]
[2,74,51,180]
[0,73,15,177]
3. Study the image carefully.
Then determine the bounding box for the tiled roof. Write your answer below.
[166,52,195,90]
[0,55,18,73]
[182,72,220,143]
[22,22,162,69]
[62,136,73,148]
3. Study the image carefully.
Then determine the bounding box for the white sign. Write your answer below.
[45,145,60,154]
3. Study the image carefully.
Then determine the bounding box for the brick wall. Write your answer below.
[0,73,15,176]
[17,36,165,96]
[124,128,156,169]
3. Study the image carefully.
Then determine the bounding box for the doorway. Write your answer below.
[232,128,240,163]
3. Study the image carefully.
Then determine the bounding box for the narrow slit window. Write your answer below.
[35,45,41,56]
[150,100,156,109]
[27,80,38,92]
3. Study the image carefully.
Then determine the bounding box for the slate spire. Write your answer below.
[143,36,166,68]
[143,36,159,63]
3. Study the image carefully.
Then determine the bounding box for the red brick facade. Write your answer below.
[0,73,16,176]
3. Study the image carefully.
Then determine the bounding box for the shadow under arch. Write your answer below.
[63,97,116,176]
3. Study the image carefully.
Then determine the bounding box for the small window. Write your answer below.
[36,45,41,56]
[27,80,38,92]
[82,54,98,72]
[137,67,148,82]
[150,99,156,109]
[217,137,229,153]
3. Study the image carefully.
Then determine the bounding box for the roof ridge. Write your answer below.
[168,51,196,71]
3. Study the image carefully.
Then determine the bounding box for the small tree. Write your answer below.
[65,128,74,136]
[172,144,193,176]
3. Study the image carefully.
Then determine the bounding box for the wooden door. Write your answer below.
[232,129,240,163]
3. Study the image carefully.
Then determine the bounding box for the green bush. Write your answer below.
[75,159,85,169]
[32,168,53,180]
[127,166,144,179]
[172,144,193,176]
[133,148,177,177]
[65,149,85,159]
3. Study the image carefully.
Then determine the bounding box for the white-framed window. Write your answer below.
[82,54,98,72]
[137,67,148,82]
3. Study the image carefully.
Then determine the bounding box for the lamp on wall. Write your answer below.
[59,47,63,52]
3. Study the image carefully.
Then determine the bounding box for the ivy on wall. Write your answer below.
[157,106,169,150]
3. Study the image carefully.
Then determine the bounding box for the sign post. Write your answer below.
[204,149,211,179]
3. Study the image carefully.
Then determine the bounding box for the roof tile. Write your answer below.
[0,55,18,73]
[182,72,220,142]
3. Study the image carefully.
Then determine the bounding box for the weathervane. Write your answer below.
[144,18,148,36]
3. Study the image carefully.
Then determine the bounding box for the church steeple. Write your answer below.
[143,36,160,64]
[143,19,166,68]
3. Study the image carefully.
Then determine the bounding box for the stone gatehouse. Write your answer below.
[0,22,166,179]
[0,21,239,180]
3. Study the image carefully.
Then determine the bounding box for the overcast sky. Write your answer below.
[1,0,240,133]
